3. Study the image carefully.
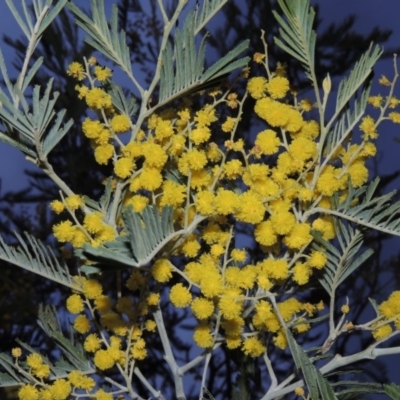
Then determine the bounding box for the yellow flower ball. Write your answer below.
[84,333,102,353]
[18,385,39,400]
[110,114,131,133]
[73,314,91,334]
[242,336,266,357]
[193,324,214,348]
[94,349,115,370]
[83,279,103,299]
[170,283,192,308]
[49,379,71,400]
[191,297,215,319]
[66,294,85,314]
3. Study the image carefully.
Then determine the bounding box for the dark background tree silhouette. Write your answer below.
[0,1,399,398]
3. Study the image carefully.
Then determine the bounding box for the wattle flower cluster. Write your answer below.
[45,50,399,386]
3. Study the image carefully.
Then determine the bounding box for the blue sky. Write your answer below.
[0,0,400,395]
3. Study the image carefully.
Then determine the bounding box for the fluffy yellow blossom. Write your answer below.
[73,314,91,334]
[231,248,247,263]
[152,258,173,282]
[235,191,265,224]
[53,220,75,242]
[49,379,71,400]
[94,144,114,165]
[372,324,392,341]
[66,294,84,314]
[100,312,128,335]
[389,111,400,123]
[359,115,378,139]
[242,337,266,357]
[83,279,103,299]
[312,216,336,240]
[189,126,210,145]
[182,235,201,258]
[247,76,268,99]
[142,142,168,168]
[195,191,215,215]
[267,76,290,99]
[145,319,157,332]
[299,98,313,112]
[65,194,84,210]
[348,161,368,187]
[292,262,312,285]
[270,211,296,235]
[191,297,215,319]
[254,220,278,246]
[278,298,303,322]
[160,180,186,207]
[170,284,192,307]
[368,95,383,108]
[341,304,350,314]
[379,291,400,318]
[255,97,291,127]
[110,114,131,133]
[193,324,213,348]
[300,120,320,139]
[284,223,312,249]
[114,157,134,179]
[26,353,43,369]
[83,211,104,234]
[389,97,400,108]
[379,75,391,86]
[221,117,237,133]
[200,272,224,298]
[194,106,217,126]
[12,347,22,358]
[67,62,85,80]
[94,65,112,81]
[94,349,115,370]
[50,200,65,214]
[94,389,114,400]
[289,137,316,162]
[294,387,305,397]
[270,258,290,280]
[84,333,102,353]
[68,371,96,390]
[308,251,327,269]
[214,189,240,215]
[18,385,39,400]
[131,338,147,360]
[253,52,265,63]
[139,167,163,191]
[75,84,89,99]
[145,293,159,306]
[125,194,149,212]
[226,92,239,108]
[255,129,281,155]
[85,88,112,109]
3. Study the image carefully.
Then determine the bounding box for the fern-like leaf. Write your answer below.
[67,0,133,79]
[286,330,338,399]
[80,205,183,269]
[37,304,93,372]
[123,205,178,267]
[384,383,400,400]
[0,233,76,290]
[323,85,370,158]
[273,0,316,81]
[313,220,374,294]
[158,9,249,105]
[335,44,382,115]
[194,0,228,34]
[315,178,400,237]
